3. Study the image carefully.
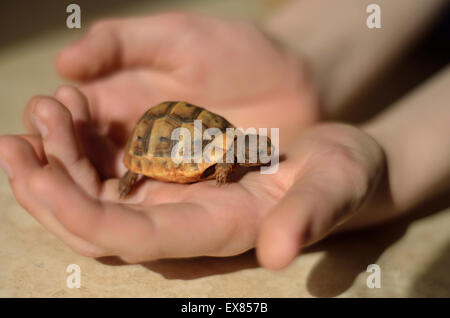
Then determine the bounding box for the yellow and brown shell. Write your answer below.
[123,101,236,183]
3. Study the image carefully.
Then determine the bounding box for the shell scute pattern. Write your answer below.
[119,101,272,198]
[124,102,235,180]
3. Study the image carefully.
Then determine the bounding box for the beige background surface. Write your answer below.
[0,0,449,297]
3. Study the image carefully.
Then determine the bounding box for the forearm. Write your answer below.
[342,66,450,229]
[264,0,447,118]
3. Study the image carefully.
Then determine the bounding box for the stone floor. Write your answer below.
[0,0,449,297]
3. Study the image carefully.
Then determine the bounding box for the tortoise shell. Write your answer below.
[122,101,236,184]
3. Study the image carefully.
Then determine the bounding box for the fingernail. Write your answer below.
[30,112,48,138]
[0,159,13,178]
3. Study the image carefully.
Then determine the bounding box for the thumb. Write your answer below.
[256,169,363,270]
[56,12,194,80]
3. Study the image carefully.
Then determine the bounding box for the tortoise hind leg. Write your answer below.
[214,163,233,185]
[119,170,138,198]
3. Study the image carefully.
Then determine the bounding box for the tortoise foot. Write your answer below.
[119,171,138,199]
[215,163,233,185]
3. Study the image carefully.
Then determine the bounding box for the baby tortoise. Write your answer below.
[119,101,272,198]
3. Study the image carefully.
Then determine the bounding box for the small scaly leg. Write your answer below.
[214,163,233,185]
[118,170,138,199]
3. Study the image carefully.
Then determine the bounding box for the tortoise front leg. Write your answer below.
[214,163,233,185]
[119,170,138,198]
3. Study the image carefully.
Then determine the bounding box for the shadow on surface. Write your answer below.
[95,192,449,286]
[304,225,406,297]
[409,240,450,297]
[304,191,450,297]
[97,249,259,280]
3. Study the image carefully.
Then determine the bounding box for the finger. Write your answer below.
[0,135,106,258]
[25,87,92,135]
[54,85,91,123]
[31,97,101,196]
[56,12,195,80]
[31,166,237,262]
[100,179,248,260]
[23,96,44,134]
[257,171,354,270]
[28,167,157,258]
[18,134,47,164]
[133,202,230,262]
[54,84,121,179]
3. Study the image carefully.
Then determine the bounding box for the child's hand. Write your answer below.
[46,12,319,152]
[0,89,384,268]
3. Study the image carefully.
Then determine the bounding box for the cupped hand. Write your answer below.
[49,12,318,164]
[0,86,384,269]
